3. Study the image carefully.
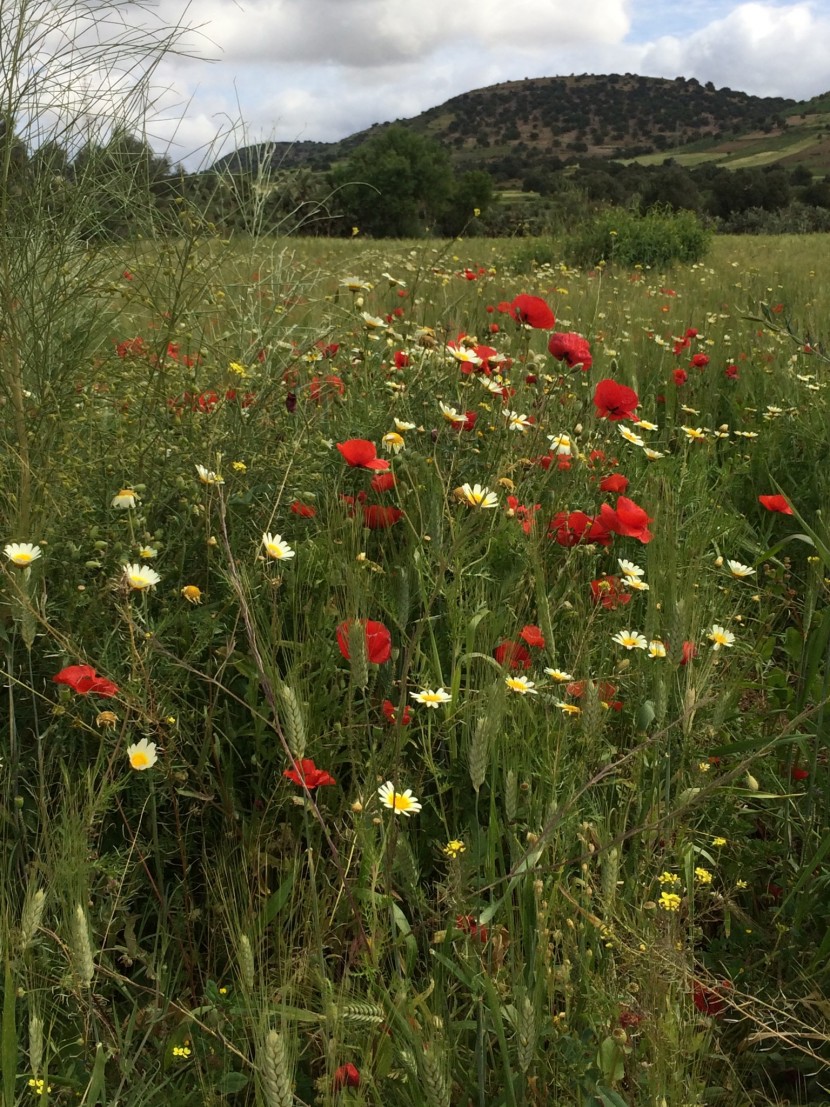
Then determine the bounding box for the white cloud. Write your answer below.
[636,3,830,99]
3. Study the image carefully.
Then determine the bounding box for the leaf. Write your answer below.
[635,700,655,732]
[595,1085,630,1107]
[596,1037,625,1085]
[2,963,16,1107]
[216,1071,249,1094]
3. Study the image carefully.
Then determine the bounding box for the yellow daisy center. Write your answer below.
[130,751,149,769]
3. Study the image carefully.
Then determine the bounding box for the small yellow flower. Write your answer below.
[232,460,247,473]
[658,871,681,886]
[172,1044,192,1058]
[443,839,466,858]
[735,879,748,889]
[694,867,713,885]
[712,836,727,847]
[28,1078,52,1096]
[181,585,203,604]
[228,361,248,377]
[697,761,711,772]
[658,891,682,912]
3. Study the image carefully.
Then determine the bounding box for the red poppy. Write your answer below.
[382,699,412,725]
[370,472,396,493]
[283,758,336,789]
[790,765,809,781]
[290,501,317,518]
[548,332,593,371]
[336,439,390,471]
[590,575,632,610]
[549,511,613,548]
[599,496,653,544]
[690,353,710,369]
[673,337,690,355]
[685,328,699,338]
[310,374,345,403]
[508,294,555,330]
[494,640,531,670]
[393,350,410,369]
[593,379,639,422]
[759,494,793,515]
[53,665,119,698]
[455,915,489,943]
[450,410,477,432]
[679,641,698,666]
[362,505,403,529]
[336,620,392,665]
[724,364,739,379]
[506,496,541,534]
[520,624,545,648]
[599,474,629,494]
[673,369,688,386]
[692,980,730,1018]
[116,336,147,359]
[567,680,622,710]
[333,1063,360,1091]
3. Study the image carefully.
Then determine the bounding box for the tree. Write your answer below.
[330,127,454,237]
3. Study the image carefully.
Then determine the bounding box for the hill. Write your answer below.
[213,73,830,184]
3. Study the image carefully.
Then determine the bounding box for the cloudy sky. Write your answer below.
[128,0,830,165]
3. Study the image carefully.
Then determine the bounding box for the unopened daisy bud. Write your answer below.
[745,772,759,792]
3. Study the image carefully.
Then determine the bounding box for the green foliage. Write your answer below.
[564,205,711,267]
[330,126,456,237]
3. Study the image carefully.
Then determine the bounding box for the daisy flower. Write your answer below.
[618,559,644,579]
[726,560,755,578]
[181,585,203,604]
[548,433,572,455]
[448,345,482,368]
[262,533,295,560]
[505,411,533,432]
[127,738,158,771]
[394,418,417,432]
[196,464,224,485]
[410,687,452,708]
[612,629,648,650]
[634,419,659,431]
[681,426,707,441]
[378,781,422,816]
[648,640,667,658]
[618,425,644,447]
[4,542,42,567]
[643,447,665,460]
[555,701,582,715]
[708,625,735,650]
[545,668,575,682]
[459,483,498,509]
[111,488,137,509]
[439,401,463,424]
[504,675,538,695]
[124,563,161,590]
[361,312,386,329]
[382,431,405,454]
[340,276,373,293]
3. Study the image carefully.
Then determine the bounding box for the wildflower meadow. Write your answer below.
[2,213,830,1107]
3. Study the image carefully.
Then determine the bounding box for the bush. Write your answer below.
[564,204,711,268]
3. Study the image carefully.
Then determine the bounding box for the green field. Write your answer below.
[2,226,830,1107]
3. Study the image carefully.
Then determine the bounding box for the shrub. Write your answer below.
[564,204,711,268]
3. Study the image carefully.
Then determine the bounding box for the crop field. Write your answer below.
[2,229,830,1107]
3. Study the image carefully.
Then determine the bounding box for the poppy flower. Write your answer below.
[382,699,412,725]
[593,379,639,422]
[679,641,698,665]
[333,1063,360,1091]
[547,332,593,371]
[520,624,545,648]
[673,369,688,386]
[590,576,632,610]
[599,496,653,544]
[566,680,622,710]
[508,294,555,329]
[455,915,489,943]
[310,374,345,403]
[336,439,390,471]
[599,474,629,494]
[336,620,392,665]
[370,472,396,493]
[493,641,531,670]
[362,505,403,529]
[759,494,793,515]
[690,353,710,369]
[290,501,316,518]
[549,511,612,548]
[724,364,739,379]
[53,665,119,698]
[283,758,336,789]
[692,980,730,1018]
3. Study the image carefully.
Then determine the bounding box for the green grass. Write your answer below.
[2,221,830,1107]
